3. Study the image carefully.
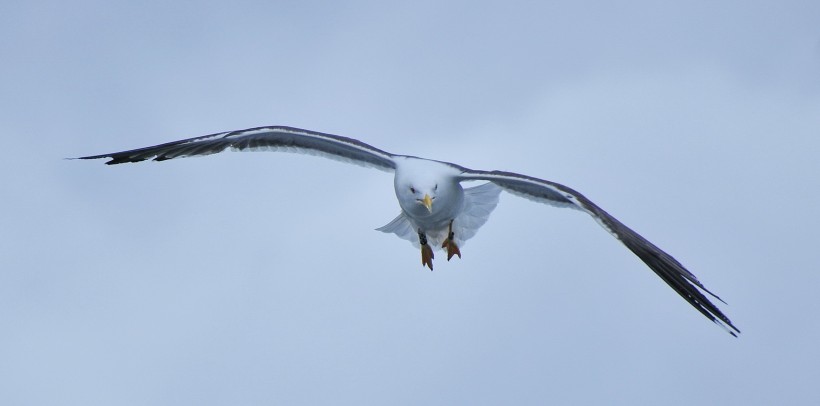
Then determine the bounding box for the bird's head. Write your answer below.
[393,157,462,218]
[406,182,438,214]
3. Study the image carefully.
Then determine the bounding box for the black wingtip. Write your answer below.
[100,156,147,165]
[718,320,741,338]
[70,154,120,164]
[697,284,729,305]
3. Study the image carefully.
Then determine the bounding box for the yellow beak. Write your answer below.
[421,194,433,213]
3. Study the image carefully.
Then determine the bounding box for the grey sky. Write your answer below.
[2,1,819,404]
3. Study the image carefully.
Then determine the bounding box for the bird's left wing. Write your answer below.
[77,126,397,171]
[458,169,740,336]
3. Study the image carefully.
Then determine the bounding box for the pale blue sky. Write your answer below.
[2,1,820,404]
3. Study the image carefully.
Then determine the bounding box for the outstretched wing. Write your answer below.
[458,169,740,337]
[76,125,397,171]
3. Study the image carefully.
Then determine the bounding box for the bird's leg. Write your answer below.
[418,229,434,271]
[441,219,461,261]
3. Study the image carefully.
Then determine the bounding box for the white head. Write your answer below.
[393,157,463,219]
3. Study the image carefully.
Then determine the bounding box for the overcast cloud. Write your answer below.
[2,1,819,404]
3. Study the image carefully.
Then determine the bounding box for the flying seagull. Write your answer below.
[77,125,739,336]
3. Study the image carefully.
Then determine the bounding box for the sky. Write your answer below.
[2,0,820,404]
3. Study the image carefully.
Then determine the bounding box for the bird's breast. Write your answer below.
[401,190,464,230]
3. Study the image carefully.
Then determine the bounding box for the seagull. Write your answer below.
[77,125,740,336]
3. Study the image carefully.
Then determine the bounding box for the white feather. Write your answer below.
[376,182,501,250]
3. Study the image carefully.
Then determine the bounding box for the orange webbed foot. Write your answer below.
[441,220,461,261]
[441,238,461,261]
[421,244,434,270]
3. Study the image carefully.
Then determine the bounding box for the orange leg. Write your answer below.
[418,230,434,271]
[441,220,461,261]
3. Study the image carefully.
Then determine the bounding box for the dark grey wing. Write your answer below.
[77,126,397,171]
[459,169,740,337]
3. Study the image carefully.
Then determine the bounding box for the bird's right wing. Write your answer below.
[76,126,397,171]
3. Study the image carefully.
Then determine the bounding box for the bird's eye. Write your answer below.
[410,187,416,193]
[434,184,438,191]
